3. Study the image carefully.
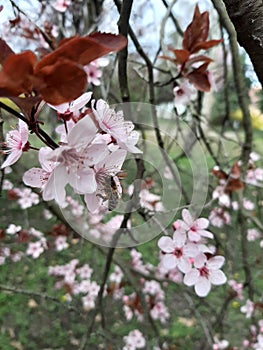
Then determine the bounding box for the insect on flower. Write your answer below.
[97,171,126,211]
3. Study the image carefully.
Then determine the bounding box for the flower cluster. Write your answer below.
[158,209,227,297]
[123,329,146,350]
[5,92,142,213]
[122,279,169,324]
[48,259,100,309]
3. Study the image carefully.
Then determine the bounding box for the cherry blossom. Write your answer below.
[123,329,146,350]
[183,254,227,297]
[213,337,229,350]
[38,115,99,207]
[178,209,214,241]
[173,81,195,107]
[158,231,197,273]
[92,99,142,153]
[1,119,29,169]
[209,207,231,227]
[228,279,244,300]
[247,228,261,242]
[26,241,45,259]
[84,58,109,86]
[240,299,255,318]
[6,224,22,235]
[54,236,69,251]
[15,188,40,209]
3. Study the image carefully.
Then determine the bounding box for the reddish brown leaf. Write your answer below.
[169,48,190,64]
[0,51,37,96]
[35,58,87,105]
[10,96,42,118]
[186,55,213,69]
[35,33,127,72]
[159,55,177,64]
[183,5,209,53]
[211,167,228,181]
[229,162,241,179]
[212,163,244,193]
[0,38,14,64]
[187,70,211,92]
[191,39,223,53]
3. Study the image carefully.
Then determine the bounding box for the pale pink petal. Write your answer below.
[196,218,209,229]
[69,168,96,194]
[183,243,199,257]
[195,277,211,297]
[49,102,69,114]
[70,92,92,111]
[43,165,67,206]
[83,143,109,166]
[194,253,207,268]
[198,229,214,239]
[178,257,191,273]
[23,168,48,188]
[96,149,127,174]
[84,192,101,213]
[176,219,189,231]
[188,230,201,242]
[183,269,199,286]
[207,256,225,270]
[38,147,56,172]
[158,236,175,253]
[1,149,21,168]
[117,131,142,154]
[161,254,177,269]
[209,270,227,285]
[68,115,97,149]
[18,120,29,145]
[172,231,187,247]
[182,209,193,226]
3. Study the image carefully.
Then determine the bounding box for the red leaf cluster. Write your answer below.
[212,162,244,193]
[0,33,127,105]
[161,5,222,92]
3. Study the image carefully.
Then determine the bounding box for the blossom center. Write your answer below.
[173,247,183,258]
[198,266,209,278]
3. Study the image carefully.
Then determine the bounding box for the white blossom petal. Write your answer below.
[195,277,211,297]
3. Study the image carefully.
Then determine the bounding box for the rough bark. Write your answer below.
[222,0,263,87]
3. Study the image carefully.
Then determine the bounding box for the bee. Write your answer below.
[97,172,125,211]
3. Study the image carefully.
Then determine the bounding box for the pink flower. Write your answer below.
[213,337,229,350]
[26,241,45,259]
[84,58,109,86]
[178,209,214,241]
[183,254,227,297]
[40,116,101,206]
[92,99,142,153]
[54,236,69,251]
[173,81,195,107]
[139,189,164,212]
[240,299,254,318]
[209,207,231,227]
[228,279,244,300]
[158,231,198,273]
[52,0,71,12]
[123,329,146,350]
[247,228,261,242]
[1,119,29,168]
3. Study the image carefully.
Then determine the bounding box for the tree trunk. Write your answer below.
[222,0,263,87]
